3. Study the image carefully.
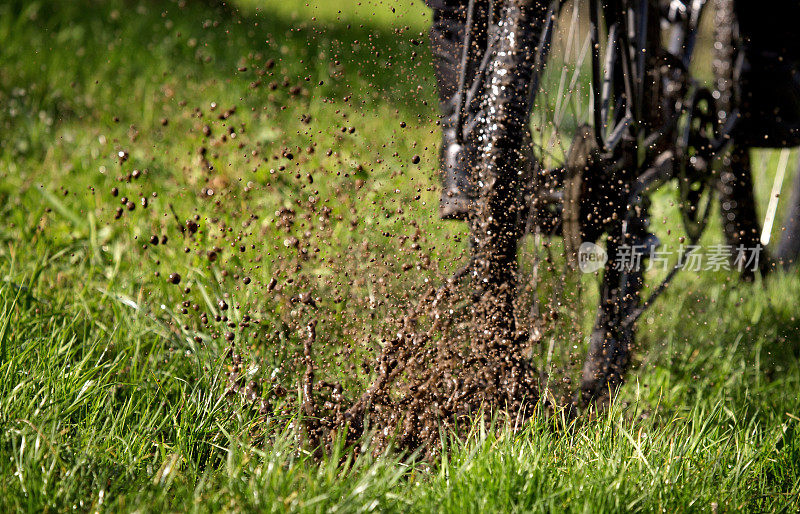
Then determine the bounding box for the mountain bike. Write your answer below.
[453,0,766,406]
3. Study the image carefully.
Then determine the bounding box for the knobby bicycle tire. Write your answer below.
[469,0,548,344]
[714,0,768,276]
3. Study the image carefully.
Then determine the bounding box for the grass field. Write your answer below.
[1,0,799,511]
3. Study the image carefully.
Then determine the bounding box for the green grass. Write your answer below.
[1,0,799,511]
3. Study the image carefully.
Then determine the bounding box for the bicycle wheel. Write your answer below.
[466,0,651,406]
[468,0,728,408]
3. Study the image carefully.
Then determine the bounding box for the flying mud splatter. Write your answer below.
[89,0,570,460]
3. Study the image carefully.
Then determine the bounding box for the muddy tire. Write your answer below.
[468,0,548,342]
[579,237,643,406]
[714,0,767,277]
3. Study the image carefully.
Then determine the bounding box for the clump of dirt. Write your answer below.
[221,271,543,459]
[339,284,541,456]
